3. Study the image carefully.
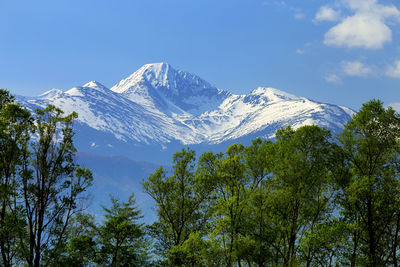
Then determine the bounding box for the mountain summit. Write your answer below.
[83,81,109,91]
[18,63,354,159]
[111,63,230,115]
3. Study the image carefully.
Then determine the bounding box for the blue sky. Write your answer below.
[0,0,399,110]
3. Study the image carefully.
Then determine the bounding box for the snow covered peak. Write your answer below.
[39,89,63,99]
[83,81,108,91]
[19,63,355,148]
[111,63,229,115]
[111,62,213,94]
[250,87,300,100]
[138,62,173,83]
[64,81,109,97]
[241,87,301,106]
[65,87,84,97]
[115,62,172,89]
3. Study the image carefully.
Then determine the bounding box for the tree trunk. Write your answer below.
[393,211,400,267]
[367,197,376,266]
[1,173,11,267]
[351,231,359,267]
[287,203,299,267]
[1,201,11,267]
[305,248,312,267]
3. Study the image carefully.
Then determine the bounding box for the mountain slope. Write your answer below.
[111,63,230,116]
[188,87,354,143]
[21,80,196,144]
[17,63,355,152]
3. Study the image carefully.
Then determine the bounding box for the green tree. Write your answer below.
[207,143,249,266]
[336,100,400,266]
[55,194,149,267]
[244,138,273,189]
[63,212,97,266]
[18,105,93,267]
[0,89,32,267]
[241,138,275,266]
[143,148,214,265]
[96,194,149,266]
[267,125,334,266]
[167,232,208,267]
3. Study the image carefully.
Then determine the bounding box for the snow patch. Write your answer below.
[19,63,353,146]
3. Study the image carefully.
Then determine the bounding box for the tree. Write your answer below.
[0,89,31,267]
[62,212,97,267]
[208,143,248,266]
[167,232,208,267]
[55,194,149,267]
[241,138,275,266]
[336,100,400,266]
[244,138,272,189]
[18,105,93,266]
[96,194,149,266]
[267,125,334,266]
[143,148,215,265]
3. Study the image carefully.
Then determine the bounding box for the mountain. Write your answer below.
[15,63,356,219]
[17,62,355,163]
[111,62,230,116]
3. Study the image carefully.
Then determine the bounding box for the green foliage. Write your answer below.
[208,143,249,266]
[0,90,93,267]
[2,90,399,267]
[0,89,15,110]
[265,125,334,266]
[64,213,97,266]
[0,89,32,267]
[19,105,93,266]
[52,194,150,267]
[142,106,399,266]
[336,99,400,266]
[143,148,215,265]
[97,194,149,266]
[167,232,208,267]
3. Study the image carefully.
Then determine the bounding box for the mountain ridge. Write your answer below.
[110,62,230,116]
[11,63,357,222]
[17,63,355,153]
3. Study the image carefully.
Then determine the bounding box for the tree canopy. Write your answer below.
[1,90,399,267]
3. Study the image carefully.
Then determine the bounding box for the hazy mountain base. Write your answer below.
[76,151,160,222]
[75,119,348,223]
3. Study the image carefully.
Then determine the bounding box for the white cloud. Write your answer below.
[324,14,392,49]
[315,6,341,22]
[296,49,305,54]
[344,0,399,17]
[320,0,400,49]
[325,73,342,83]
[341,60,372,76]
[386,60,400,78]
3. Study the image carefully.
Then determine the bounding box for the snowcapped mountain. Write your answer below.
[21,79,194,144]
[110,63,230,116]
[17,63,355,158]
[13,63,358,219]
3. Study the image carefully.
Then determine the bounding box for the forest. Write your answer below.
[0,88,400,267]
